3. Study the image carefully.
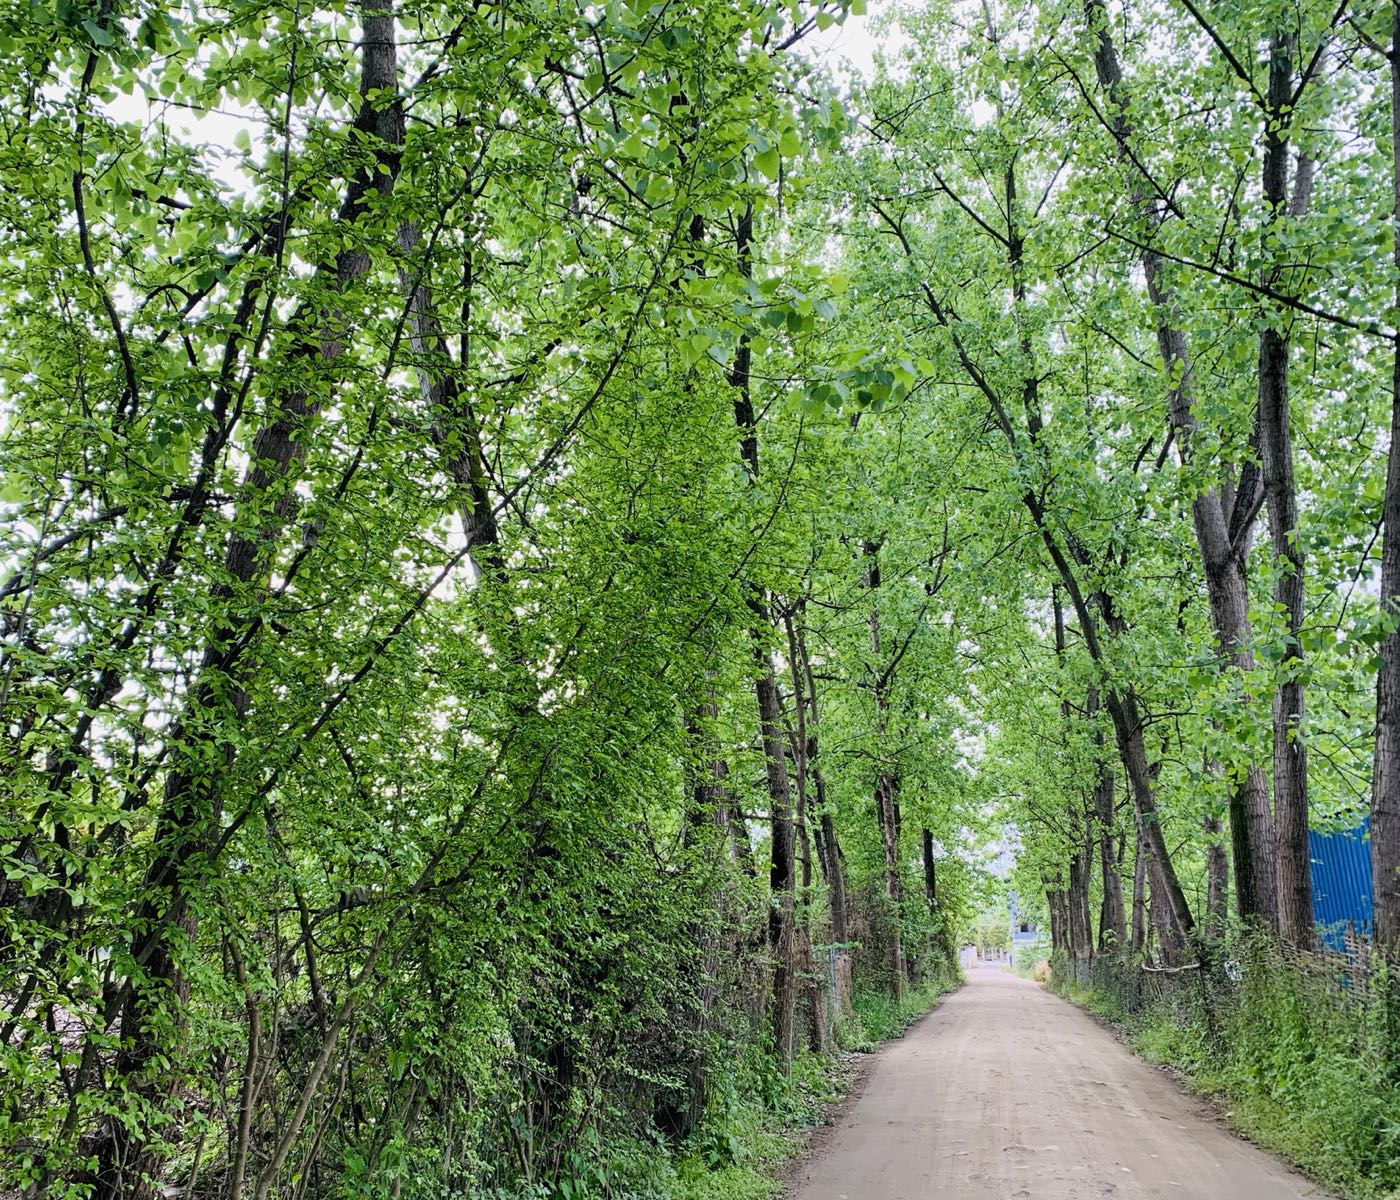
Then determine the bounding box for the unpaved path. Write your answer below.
[785,963,1328,1199]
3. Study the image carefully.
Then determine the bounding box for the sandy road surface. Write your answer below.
[785,963,1328,1200]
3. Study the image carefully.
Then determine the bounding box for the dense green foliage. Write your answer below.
[4,0,1400,1194]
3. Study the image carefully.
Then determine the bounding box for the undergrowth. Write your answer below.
[480,966,963,1200]
[1049,940,1400,1200]
[838,970,960,1049]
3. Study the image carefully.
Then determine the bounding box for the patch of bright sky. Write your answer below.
[803,1,909,87]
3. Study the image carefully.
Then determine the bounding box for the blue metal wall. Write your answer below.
[1310,816,1372,950]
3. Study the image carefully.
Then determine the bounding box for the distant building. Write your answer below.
[1007,890,1042,965]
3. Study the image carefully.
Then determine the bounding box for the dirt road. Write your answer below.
[785,963,1327,1199]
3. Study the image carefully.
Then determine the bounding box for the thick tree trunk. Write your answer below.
[1374,0,1400,967]
[753,659,797,1070]
[1047,888,1066,956]
[1201,552,1277,925]
[1068,845,1093,960]
[788,605,852,945]
[875,771,904,995]
[819,808,851,945]
[663,697,738,1139]
[729,202,796,1071]
[922,827,938,910]
[782,608,830,1053]
[1258,34,1315,951]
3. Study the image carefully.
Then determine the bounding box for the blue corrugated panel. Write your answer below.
[1309,816,1372,951]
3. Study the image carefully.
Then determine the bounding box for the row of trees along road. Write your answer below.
[2,0,1400,1196]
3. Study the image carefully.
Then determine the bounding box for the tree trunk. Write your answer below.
[1374,0,1400,968]
[1103,681,1194,961]
[787,602,851,946]
[1090,697,1127,951]
[90,13,405,1196]
[1084,0,1278,929]
[782,608,829,1054]
[922,827,938,911]
[1205,812,1229,936]
[753,657,797,1071]
[729,202,796,1072]
[1258,33,1315,951]
[1130,820,1147,956]
[864,539,905,998]
[819,809,851,945]
[1069,800,1092,957]
[1047,888,1066,956]
[1020,486,1196,962]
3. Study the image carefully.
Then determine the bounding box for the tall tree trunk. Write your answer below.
[819,810,850,945]
[665,701,734,1139]
[864,539,905,997]
[788,602,851,945]
[729,202,796,1072]
[1047,887,1066,956]
[1068,845,1093,960]
[1102,685,1193,961]
[1258,34,1316,951]
[753,650,797,1070]
[922,827,938,911]
[1053,591,1095,961]
[1374,0,1400,968]
[89,13,405,1196]
[1084,0,1277,929]
[782,608,828,1053]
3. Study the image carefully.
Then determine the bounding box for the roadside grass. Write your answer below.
[1048,944,1400,1200]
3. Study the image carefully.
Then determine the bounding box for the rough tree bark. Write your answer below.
[783,607,831,1053]
[1052,590,1095,961]
[791,599,850,943]
[922,827,938,911]
[1130,820,1147,956]
[1205,814,1229,931]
